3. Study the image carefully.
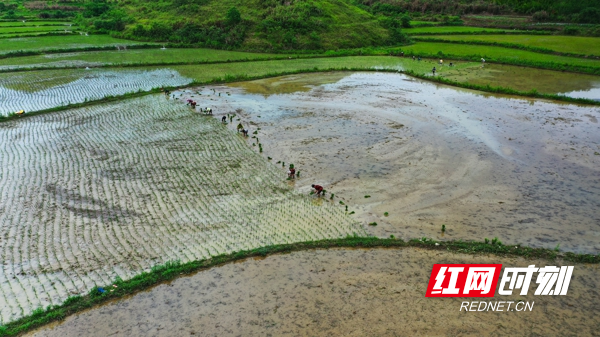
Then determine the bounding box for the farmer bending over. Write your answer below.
[288,167,296,179]
[432,67,436,76]
[221,116,226,123]
[312,184,324,196]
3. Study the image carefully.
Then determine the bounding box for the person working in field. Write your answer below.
[221,116,226,123]
[432,67,436,76]
[242,129,248,137]
[311,184,324,196]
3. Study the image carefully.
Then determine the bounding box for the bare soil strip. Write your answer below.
[27,247,600,337]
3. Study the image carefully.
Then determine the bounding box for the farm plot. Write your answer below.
[402,42,600,68]
[0,68,192,115]
[404,26,527,34]
[0,95,361,324]
[419,35,600,56]
[0,21,71,27]
[0,35,151,54]
[0,48,293,70]
[0,26,68,34]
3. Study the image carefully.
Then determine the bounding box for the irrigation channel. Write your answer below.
[0,70,599,327]
[26,248,600,336]
[179,72,600,253]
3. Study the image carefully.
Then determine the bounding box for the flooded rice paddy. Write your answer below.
[27,248,600,337]
[0,68,192,115]
[0,95,360,323]
[178,72,600,253]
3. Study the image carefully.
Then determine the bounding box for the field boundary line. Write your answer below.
[0,236,596,336]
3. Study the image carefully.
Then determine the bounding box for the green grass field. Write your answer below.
[403,42,600,68]
[0,48,294,69]
[409,20,440,26]
[162,56,476,82]
[417,35,600,56]
[404,26,528,34]
[0,35,152,54]
[0,31,64,39]
[0,21,71,27]
[0,26,69,34]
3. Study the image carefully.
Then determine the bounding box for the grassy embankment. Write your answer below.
[0,236,597,337]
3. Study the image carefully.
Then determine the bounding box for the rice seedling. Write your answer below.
[0,94,363,324]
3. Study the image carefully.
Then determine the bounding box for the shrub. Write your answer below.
[564,26,580,35]
[578,7,600,24]
[401,14,411,28]
[532,10,550,22]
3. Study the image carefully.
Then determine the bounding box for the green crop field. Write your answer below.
[402,42,600,68]
[0,31,61,39]
[0,26,69,34]
[404,26,527,34]
[0,35,153,54]
[418,35,600,56]
[0,21,71,27]
[163,56,475,82]
[0,48,295,69]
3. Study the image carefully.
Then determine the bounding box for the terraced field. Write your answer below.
[0,21,71,27]
[0,35,152,54]
[402,42,600,68]
[0,68,192,115]
[0,95,361,324]
[0,48,293,70]
[404,26,529,34]
[416,35,600,56]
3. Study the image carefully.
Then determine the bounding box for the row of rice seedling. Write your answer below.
[0,95,363,323]
[0,68,193,115]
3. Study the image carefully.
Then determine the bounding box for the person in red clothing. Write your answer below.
[311,184,324,196]
[288,167,296,179]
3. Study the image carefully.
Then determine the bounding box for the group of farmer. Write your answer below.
[165,87,328,199]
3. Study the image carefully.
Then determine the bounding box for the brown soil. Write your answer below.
[28,248,600,337]
[179,72,600,254]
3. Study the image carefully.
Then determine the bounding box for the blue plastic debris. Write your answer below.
[97,287,106,294]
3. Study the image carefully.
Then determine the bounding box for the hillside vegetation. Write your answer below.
[82,0,409,51]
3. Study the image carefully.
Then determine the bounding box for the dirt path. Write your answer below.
[178,72,600,254]
[27,247,600,337]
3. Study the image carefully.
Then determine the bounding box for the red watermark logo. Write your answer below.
[425,264,502,297]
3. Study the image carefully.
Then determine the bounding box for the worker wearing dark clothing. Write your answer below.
[312,184,324,196]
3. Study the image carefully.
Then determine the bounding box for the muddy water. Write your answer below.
[27,248,600,337]
[442,63,600,100]
[179,72,600,253]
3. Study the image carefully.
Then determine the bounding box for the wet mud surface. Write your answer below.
[28,248,600,337]
[179,72,600,253]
